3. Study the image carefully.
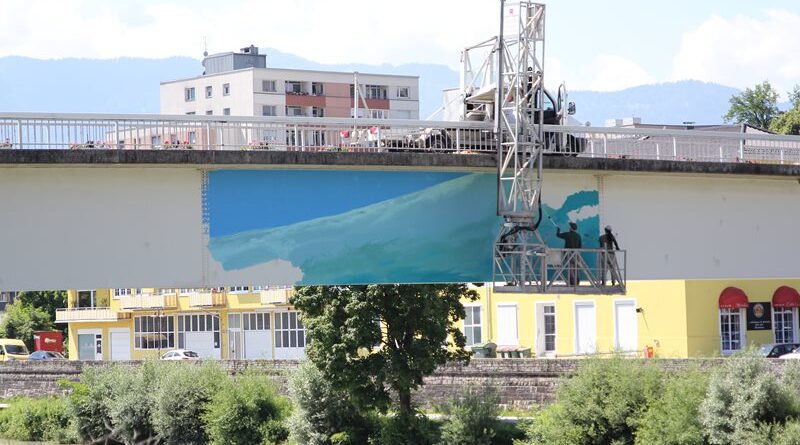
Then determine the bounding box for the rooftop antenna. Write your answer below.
[203,36,208,57]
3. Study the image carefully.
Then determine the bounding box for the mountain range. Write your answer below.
[0,49,759,125]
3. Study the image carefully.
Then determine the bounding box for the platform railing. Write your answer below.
[1,112,799,165]
[494,246,626,294]
[55,307,118,323]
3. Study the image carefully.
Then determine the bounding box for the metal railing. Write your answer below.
[55,307,118,323]
[1,112,799,165]
[494,246,626,294]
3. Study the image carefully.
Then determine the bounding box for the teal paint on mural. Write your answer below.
[206,171,600,285]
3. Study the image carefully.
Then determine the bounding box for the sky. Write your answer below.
[1,0,799,96]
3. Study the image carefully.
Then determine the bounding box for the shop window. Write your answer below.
[774,308,798,344]
[134,315,174,350]
[720,308,745,354]
[275,311,306,348]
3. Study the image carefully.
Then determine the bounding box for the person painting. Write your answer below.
[557,222,582,286]
[599,225,621,286]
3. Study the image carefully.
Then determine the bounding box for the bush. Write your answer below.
[150,361,227,445]
[203,371,291,445]
[773,419,800,445]
[66,368,116,442]
[700,356,798,445]
[437,387,499,445]
[288,360,377,445]
[522,357,663,445]
[635,369,709,445]
[0,396,78,443]
[104,362,160,443]
[379,413,441,445]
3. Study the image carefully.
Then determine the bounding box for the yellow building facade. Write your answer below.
[58,287,305,361]
[465,279,800,358]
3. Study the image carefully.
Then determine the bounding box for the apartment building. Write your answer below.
[160,46,419,120]
[56,287,304,361]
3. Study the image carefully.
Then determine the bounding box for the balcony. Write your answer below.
[259,288,294,306]
[118,293,177,311]
[188,290,226,307]
[56,307,128,323]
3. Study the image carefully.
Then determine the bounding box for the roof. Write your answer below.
[161,66,418,86]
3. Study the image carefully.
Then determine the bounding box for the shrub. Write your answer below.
[0,396,78,444]
[103,362,159,443]
[522,356,664,445]
[66,369,116,442]
[700,356,798,445]
[773,419,800,445]
[635,369,709,445]
[150,361,227,445]
[203,371,291,445]
[379,413,441,445]
[437,387,499,445]
[287,360,377,445]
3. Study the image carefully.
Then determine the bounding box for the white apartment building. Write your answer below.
[160,46,419,120]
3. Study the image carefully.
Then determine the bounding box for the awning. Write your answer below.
[773,286,800,308]
[719,287,749,309]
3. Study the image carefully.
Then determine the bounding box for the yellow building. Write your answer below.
[57,287,305,361]
[464,279,800,358]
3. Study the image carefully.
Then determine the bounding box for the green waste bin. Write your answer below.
[471,342,497,358]
[514,347,532,358]
[497,346,516,358]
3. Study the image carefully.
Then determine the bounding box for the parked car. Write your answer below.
[160,349,200,361]
[758,343,800,358]
[0,339,30,361]
[28,350,66,361]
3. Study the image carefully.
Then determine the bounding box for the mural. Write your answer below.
[205,170,599,285]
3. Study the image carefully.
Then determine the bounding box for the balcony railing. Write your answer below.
[118,294,177,310]
[188,291,226,307]
[56,307,124,323]
[494,247,626,294]
[1,112,799,165]
[260,288,294,306]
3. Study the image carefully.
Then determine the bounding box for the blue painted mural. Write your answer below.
[205,170,599,285]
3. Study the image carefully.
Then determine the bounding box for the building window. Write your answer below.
[311,107,324,118]
[205,86,212,98]
[464,305,482,346]
[229,286,250,293]
[222,83,230,96]
[774,308,797,344]
[285,81,303,94]
[275,311,306,349]
[369,109,388,119]
[185,111,196,115]
[223,108,231,116]
[720,308,745,354]
[543,304,556,352]
[364,85,387,100]
[114,288,131,298]
[243,312,270,331]
[134,315,175,350]
[262,80,276,93]
[177,313,220,349]
[77,290,95,308]
[311,82,324,95]
[206,110,213,115]
[262,105,276,116]
[185,87,195,102]
[397,87,409,98]
[158,288,175,295]
[286,106,304,117]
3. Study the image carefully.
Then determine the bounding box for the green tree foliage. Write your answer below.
[437,387,500,445]
[522,357,664,445]
[723,80,780,129]
[0,302,54,350]
[770,108,800,135]
[15,290,67,320]
[0,396,78,444]
[290,284,478,421]
[700,356,798,445]
[635,369,709,445]
[288,360,377,445]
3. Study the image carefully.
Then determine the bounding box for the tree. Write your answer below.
[723,81,780,129]
[769,85,800,135]
[788,85,800,110]
[0,302,54,350]
[15,291,67,321]
[290,284,478,420]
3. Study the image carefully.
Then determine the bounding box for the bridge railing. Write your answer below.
[1,112,799,165]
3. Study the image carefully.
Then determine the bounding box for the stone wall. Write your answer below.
[0,358,784,407]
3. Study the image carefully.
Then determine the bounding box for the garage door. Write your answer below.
[243,312,272,359]
[186,332,220,359]
[109,329,131,361]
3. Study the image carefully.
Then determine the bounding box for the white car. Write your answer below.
[160,349,201,361]
[780,351,800,360]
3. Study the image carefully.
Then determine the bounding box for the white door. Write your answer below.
[574,302,596,354]
[496,305,518,346]
[535,303,556,357]
[244,330,272,359]
[186,332,220,359]
[614,301,637,352]
[109,329,131,361]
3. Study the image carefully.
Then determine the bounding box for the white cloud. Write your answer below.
[671,10,800,97]
[548,55,655,92]
[0,0,498,69]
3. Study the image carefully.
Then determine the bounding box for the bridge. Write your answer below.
[0,113,799,292]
